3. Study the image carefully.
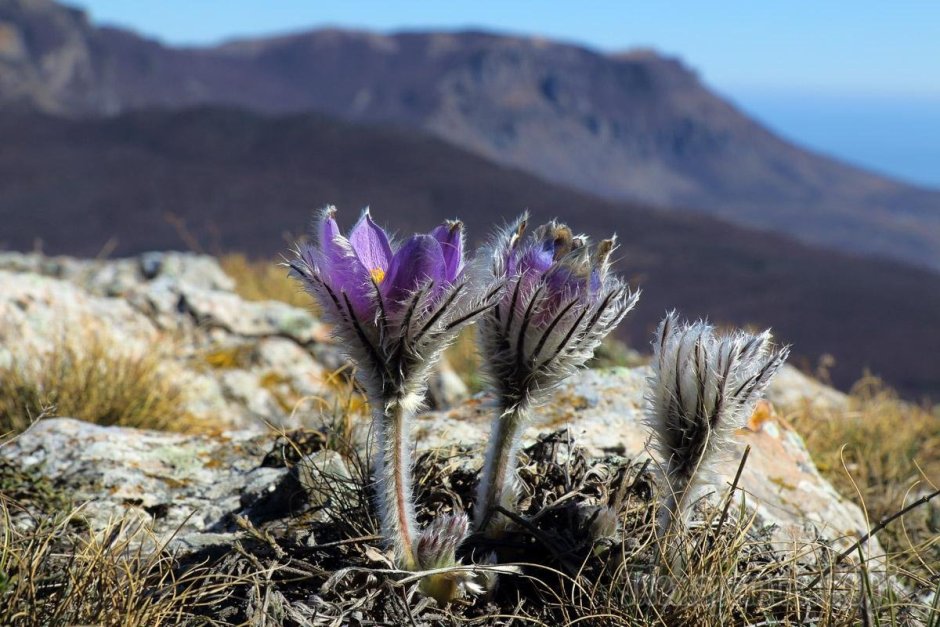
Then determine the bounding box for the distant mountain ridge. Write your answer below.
[2,0,939,270]
[2,106,940,400]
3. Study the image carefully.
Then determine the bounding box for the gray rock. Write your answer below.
[136,251,236,292]
[426,356,469,409]
[767,364,849,413]
[0,270,161,356]
[172,284,322,343]
[0,251,236,296]
[0,418,281,548]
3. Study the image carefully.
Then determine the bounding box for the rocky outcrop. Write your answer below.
[0,251,342,430]
[0,251,469,432]
[0,251,877,559]
[2,379,876,558]
[1,418,283,547]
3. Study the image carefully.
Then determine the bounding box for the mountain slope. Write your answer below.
[1,0,939,270]
[1,106,939,399]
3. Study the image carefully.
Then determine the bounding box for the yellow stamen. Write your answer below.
[370,268,386,284]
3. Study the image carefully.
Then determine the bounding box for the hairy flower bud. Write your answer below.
[478,215,638,411]
[646,312,789,542]
[474,213,638,536]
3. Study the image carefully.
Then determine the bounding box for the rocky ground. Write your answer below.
[0,252,919,624]
[0,251,470,430]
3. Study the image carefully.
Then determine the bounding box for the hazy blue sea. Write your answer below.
[730,89,940,189]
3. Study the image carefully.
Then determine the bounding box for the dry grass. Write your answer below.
[1,422,936,625]
[151,431,938,624]
[219,253,311,308]
[788,375,940,586]
[0,481,230,625]
[0,329,195,435]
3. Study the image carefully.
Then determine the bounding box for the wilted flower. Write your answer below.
[474,214,639,536]
[290,207,494,573]
[646,312,789,542]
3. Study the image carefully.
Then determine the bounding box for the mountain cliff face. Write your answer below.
[2,0,939,270]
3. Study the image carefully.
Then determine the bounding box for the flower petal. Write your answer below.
[430,220,464,283]
[317,206,350,266]
[519,245,554,276]
[316,207,373,317]
[382,234,446,305]
[349,208,393,282]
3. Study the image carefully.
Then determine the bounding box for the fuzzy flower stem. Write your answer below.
[655,432,715,543]
[655,473,693,543]
[374,401,418,570]
[290,209,491,584]
[474,403,529,536]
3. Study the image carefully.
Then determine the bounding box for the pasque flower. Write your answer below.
[474,214,639,536]
[646,313,789,543]
[290,207,494,578]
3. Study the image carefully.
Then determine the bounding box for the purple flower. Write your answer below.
[474,214,638,536]
[290,208,486,402]
[290,207,496,578]
[479,214,639,409]
[298,207,464,322]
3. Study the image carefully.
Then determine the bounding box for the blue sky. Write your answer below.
[73,1,940,187]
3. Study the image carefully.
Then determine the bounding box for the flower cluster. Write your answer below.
[289,206,787,603]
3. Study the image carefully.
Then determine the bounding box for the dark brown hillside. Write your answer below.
[0,107,938,399]
[1,0,938,270]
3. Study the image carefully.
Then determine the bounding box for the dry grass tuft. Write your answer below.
[0,330,194,434]
[789,374,940,585]
[0,492,230,625]
[199,343,254,370]
[219,253,311,308]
